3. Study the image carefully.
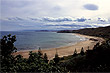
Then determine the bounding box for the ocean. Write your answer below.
[0,31,86,51]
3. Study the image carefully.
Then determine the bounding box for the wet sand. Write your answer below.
[13,33,104,60]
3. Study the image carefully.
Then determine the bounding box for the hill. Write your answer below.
[57,26,110,39]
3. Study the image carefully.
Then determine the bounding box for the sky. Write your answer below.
[0,0,110,31]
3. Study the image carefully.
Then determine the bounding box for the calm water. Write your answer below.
[0,31,86,51]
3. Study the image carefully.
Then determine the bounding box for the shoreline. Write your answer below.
[16,33,86,52]
[13,33,104,60]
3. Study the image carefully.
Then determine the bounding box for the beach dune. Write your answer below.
[13,33,104,60]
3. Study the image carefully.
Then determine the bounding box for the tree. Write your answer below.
[38,47,43,56]
[1,34,17,72]
[73,48,77,57]
[15,54,23,62]
[53,49,60,64]
[1,34,17,57]
[43,53,48,63]
[80,47,85,55]
[93,42,100,50]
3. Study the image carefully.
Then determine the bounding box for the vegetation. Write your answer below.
[57,26,110,39]
[53,49,60,64]
[0,34,67,72]
[80,47,85,56]
[1,33,110,72]
[60,40,110,72]
[73,48,77,57]
[57,26,110,72]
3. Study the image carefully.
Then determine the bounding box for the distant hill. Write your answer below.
[35,30,58,32]
[23,30,58,32]
[57,26,110,39]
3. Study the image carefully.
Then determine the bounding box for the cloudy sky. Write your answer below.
[0,0,110,31]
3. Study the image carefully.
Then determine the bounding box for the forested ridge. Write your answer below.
[57,26,110,39]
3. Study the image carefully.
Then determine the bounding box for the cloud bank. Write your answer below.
[1,0,110,31]
[1,17,110,31]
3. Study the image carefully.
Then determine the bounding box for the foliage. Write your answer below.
[1,34,17,72]
[58,26,110,39]
[80,47,85,55]
[1,34,17,57]
[60,39,110,72]
[44,53,48,63]
[38,47,43,56]
[0,34,67,72]
[53,51,60,64]
[73,48,77,57]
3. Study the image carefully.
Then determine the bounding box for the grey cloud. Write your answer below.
[98,18,106,22]
[88,19,91,20]
[29,18,39,21]
[45,23,92,28]
[7,17,24,21]
[1,16,110,31]
[28,17,86,22]
[74,18,87,22]
[83,4,98,10]
[42,17,72,22]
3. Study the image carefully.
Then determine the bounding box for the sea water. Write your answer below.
[0,31,86,51]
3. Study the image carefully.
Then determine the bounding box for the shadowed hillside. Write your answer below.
[57,26,110,39]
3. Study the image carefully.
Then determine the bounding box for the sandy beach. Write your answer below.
[13,33,104,60]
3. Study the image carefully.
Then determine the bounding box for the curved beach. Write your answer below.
[13,33,104,60]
